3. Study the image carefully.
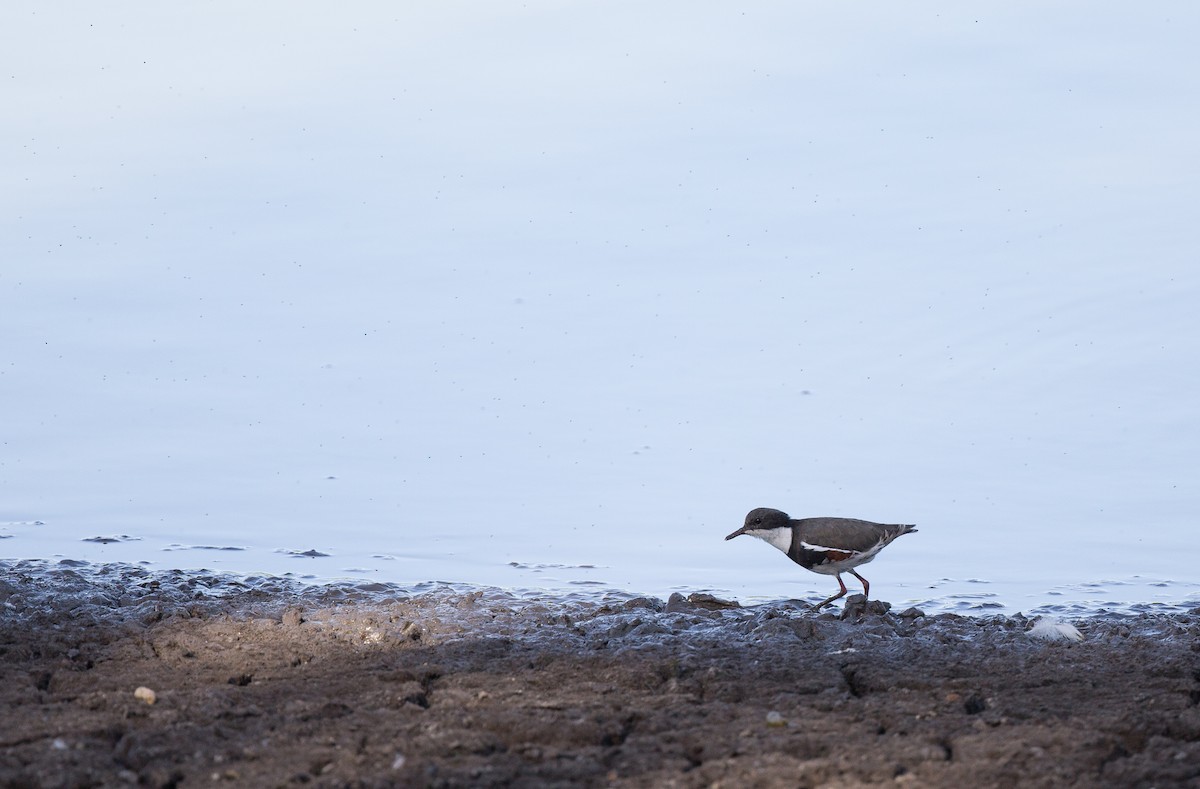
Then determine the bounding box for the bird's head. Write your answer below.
[725,507,792,541]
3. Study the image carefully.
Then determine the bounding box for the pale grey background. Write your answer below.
[3,2,1198,611]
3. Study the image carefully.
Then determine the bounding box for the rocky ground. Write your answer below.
[2,563,1199,788]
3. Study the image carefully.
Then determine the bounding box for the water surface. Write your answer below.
[3,4,1198,616]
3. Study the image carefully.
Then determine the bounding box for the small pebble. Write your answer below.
[134,686,157,705]
[765,710,786,727]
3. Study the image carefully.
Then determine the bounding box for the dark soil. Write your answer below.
[2,566,1200,787]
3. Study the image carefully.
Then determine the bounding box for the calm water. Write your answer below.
[4,522,1198,616]
[3,4,1199,616]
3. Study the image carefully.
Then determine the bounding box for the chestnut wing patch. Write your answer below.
[800,540,859,563]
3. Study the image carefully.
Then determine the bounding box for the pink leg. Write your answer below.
[849,569,870,601]
[814,574,849,610]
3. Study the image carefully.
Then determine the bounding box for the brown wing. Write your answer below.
[795,518,916,554]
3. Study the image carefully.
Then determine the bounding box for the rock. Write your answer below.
[686,593,740,611]
[841,596,893,620]
[664,593,689,613]
[133,686,156,705]
[664,592,739,613]
[620,597,664,612]
[839,594,866,620]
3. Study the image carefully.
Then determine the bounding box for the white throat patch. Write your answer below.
[745,528,792,555]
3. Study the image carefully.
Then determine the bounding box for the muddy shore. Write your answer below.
[2,564,1199,788]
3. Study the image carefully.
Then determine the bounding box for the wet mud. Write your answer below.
[2,563,1199,787]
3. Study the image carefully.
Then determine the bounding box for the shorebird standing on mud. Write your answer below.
[725,507,917,610]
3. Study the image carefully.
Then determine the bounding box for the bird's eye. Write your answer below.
[753,517,761,524]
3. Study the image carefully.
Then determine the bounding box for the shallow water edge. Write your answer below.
[3,558,1198,630]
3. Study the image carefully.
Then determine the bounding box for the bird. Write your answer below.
[725,507,916,610]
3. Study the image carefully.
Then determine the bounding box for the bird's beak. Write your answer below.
[724,526,747,541]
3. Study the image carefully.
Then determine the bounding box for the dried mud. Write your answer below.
[2,564,1199,788]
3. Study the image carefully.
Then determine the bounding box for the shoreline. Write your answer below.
[3,564,1200,786]
[4,556,1197,620]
